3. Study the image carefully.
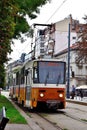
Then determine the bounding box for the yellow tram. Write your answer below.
[10,59,66,110]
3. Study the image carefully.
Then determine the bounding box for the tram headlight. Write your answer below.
[59,93,63,98]
[40,93,44,97]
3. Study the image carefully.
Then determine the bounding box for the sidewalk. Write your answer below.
[1,91,42,130]
[66,96,87,106]
[5,99,43,130]
[5,99,32,130]
[5,124,32,130]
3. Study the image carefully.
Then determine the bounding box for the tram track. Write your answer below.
[32,105,87,130]
[63,110,87,124]
[15,100,87,130]
[28,111,62,130]
[37,109,87,128]
[15,102,63,130]
[64,102,87,124]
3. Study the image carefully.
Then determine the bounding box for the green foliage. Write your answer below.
[0,95,27,124]
[0,0,15,63]
[14,16,29,38]
[81,118,87,122]
[0,0,50,63]
[0,65,5,88]
[0,0,50,87]
[76,15,87,63]
[13,0,50,38]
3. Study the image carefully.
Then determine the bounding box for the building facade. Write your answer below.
[34,15,87,90]
[6,15,87,92]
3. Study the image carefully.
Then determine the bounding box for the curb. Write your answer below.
[66,99,87,106]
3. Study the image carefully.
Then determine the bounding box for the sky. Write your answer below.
[8,0,87,63]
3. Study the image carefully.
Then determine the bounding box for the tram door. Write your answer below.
[25,69,32,107]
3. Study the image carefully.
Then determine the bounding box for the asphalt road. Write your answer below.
[42,101,87,130]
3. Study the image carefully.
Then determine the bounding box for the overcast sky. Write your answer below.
[9,0,87,63]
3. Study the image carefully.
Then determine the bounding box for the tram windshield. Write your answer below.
[33,61,66,84]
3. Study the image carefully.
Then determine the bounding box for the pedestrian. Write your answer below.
[71,85,75,99]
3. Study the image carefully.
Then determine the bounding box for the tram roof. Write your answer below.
[24,58,65,64]
[22,58,66,69]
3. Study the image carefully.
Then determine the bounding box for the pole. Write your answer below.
[67,23,70,98]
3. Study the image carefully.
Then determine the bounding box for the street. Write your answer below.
[1,90,87,130]
[42,101,87,130]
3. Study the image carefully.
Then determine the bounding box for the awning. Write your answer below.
[76,85,87,90]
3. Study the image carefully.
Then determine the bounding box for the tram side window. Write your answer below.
[33,67,38,83]
[16,72,20,85]
[20,67,25,84]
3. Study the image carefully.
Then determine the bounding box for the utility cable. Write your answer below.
[10,0,68,61]
[46,0,68,23]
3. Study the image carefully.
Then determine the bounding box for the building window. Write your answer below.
[72,36,76,39]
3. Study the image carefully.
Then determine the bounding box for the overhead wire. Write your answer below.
[31,0,68,39]
[27,0,69,58]
[10,0,68,61]
[21,0,68,47]
[46,0,68,23]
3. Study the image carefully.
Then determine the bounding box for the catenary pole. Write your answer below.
[67,23,70,98]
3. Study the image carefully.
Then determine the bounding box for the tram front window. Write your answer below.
[33,61,65,84]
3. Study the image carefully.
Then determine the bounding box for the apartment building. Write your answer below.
[34,15,87,89]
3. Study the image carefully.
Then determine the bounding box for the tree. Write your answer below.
[0,64,6,88]
[0,0,50,88]
[76,16,87,64]
[0,0,50,63]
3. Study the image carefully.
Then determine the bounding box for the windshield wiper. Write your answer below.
[56,74,61,86]
[44,72,49,85]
